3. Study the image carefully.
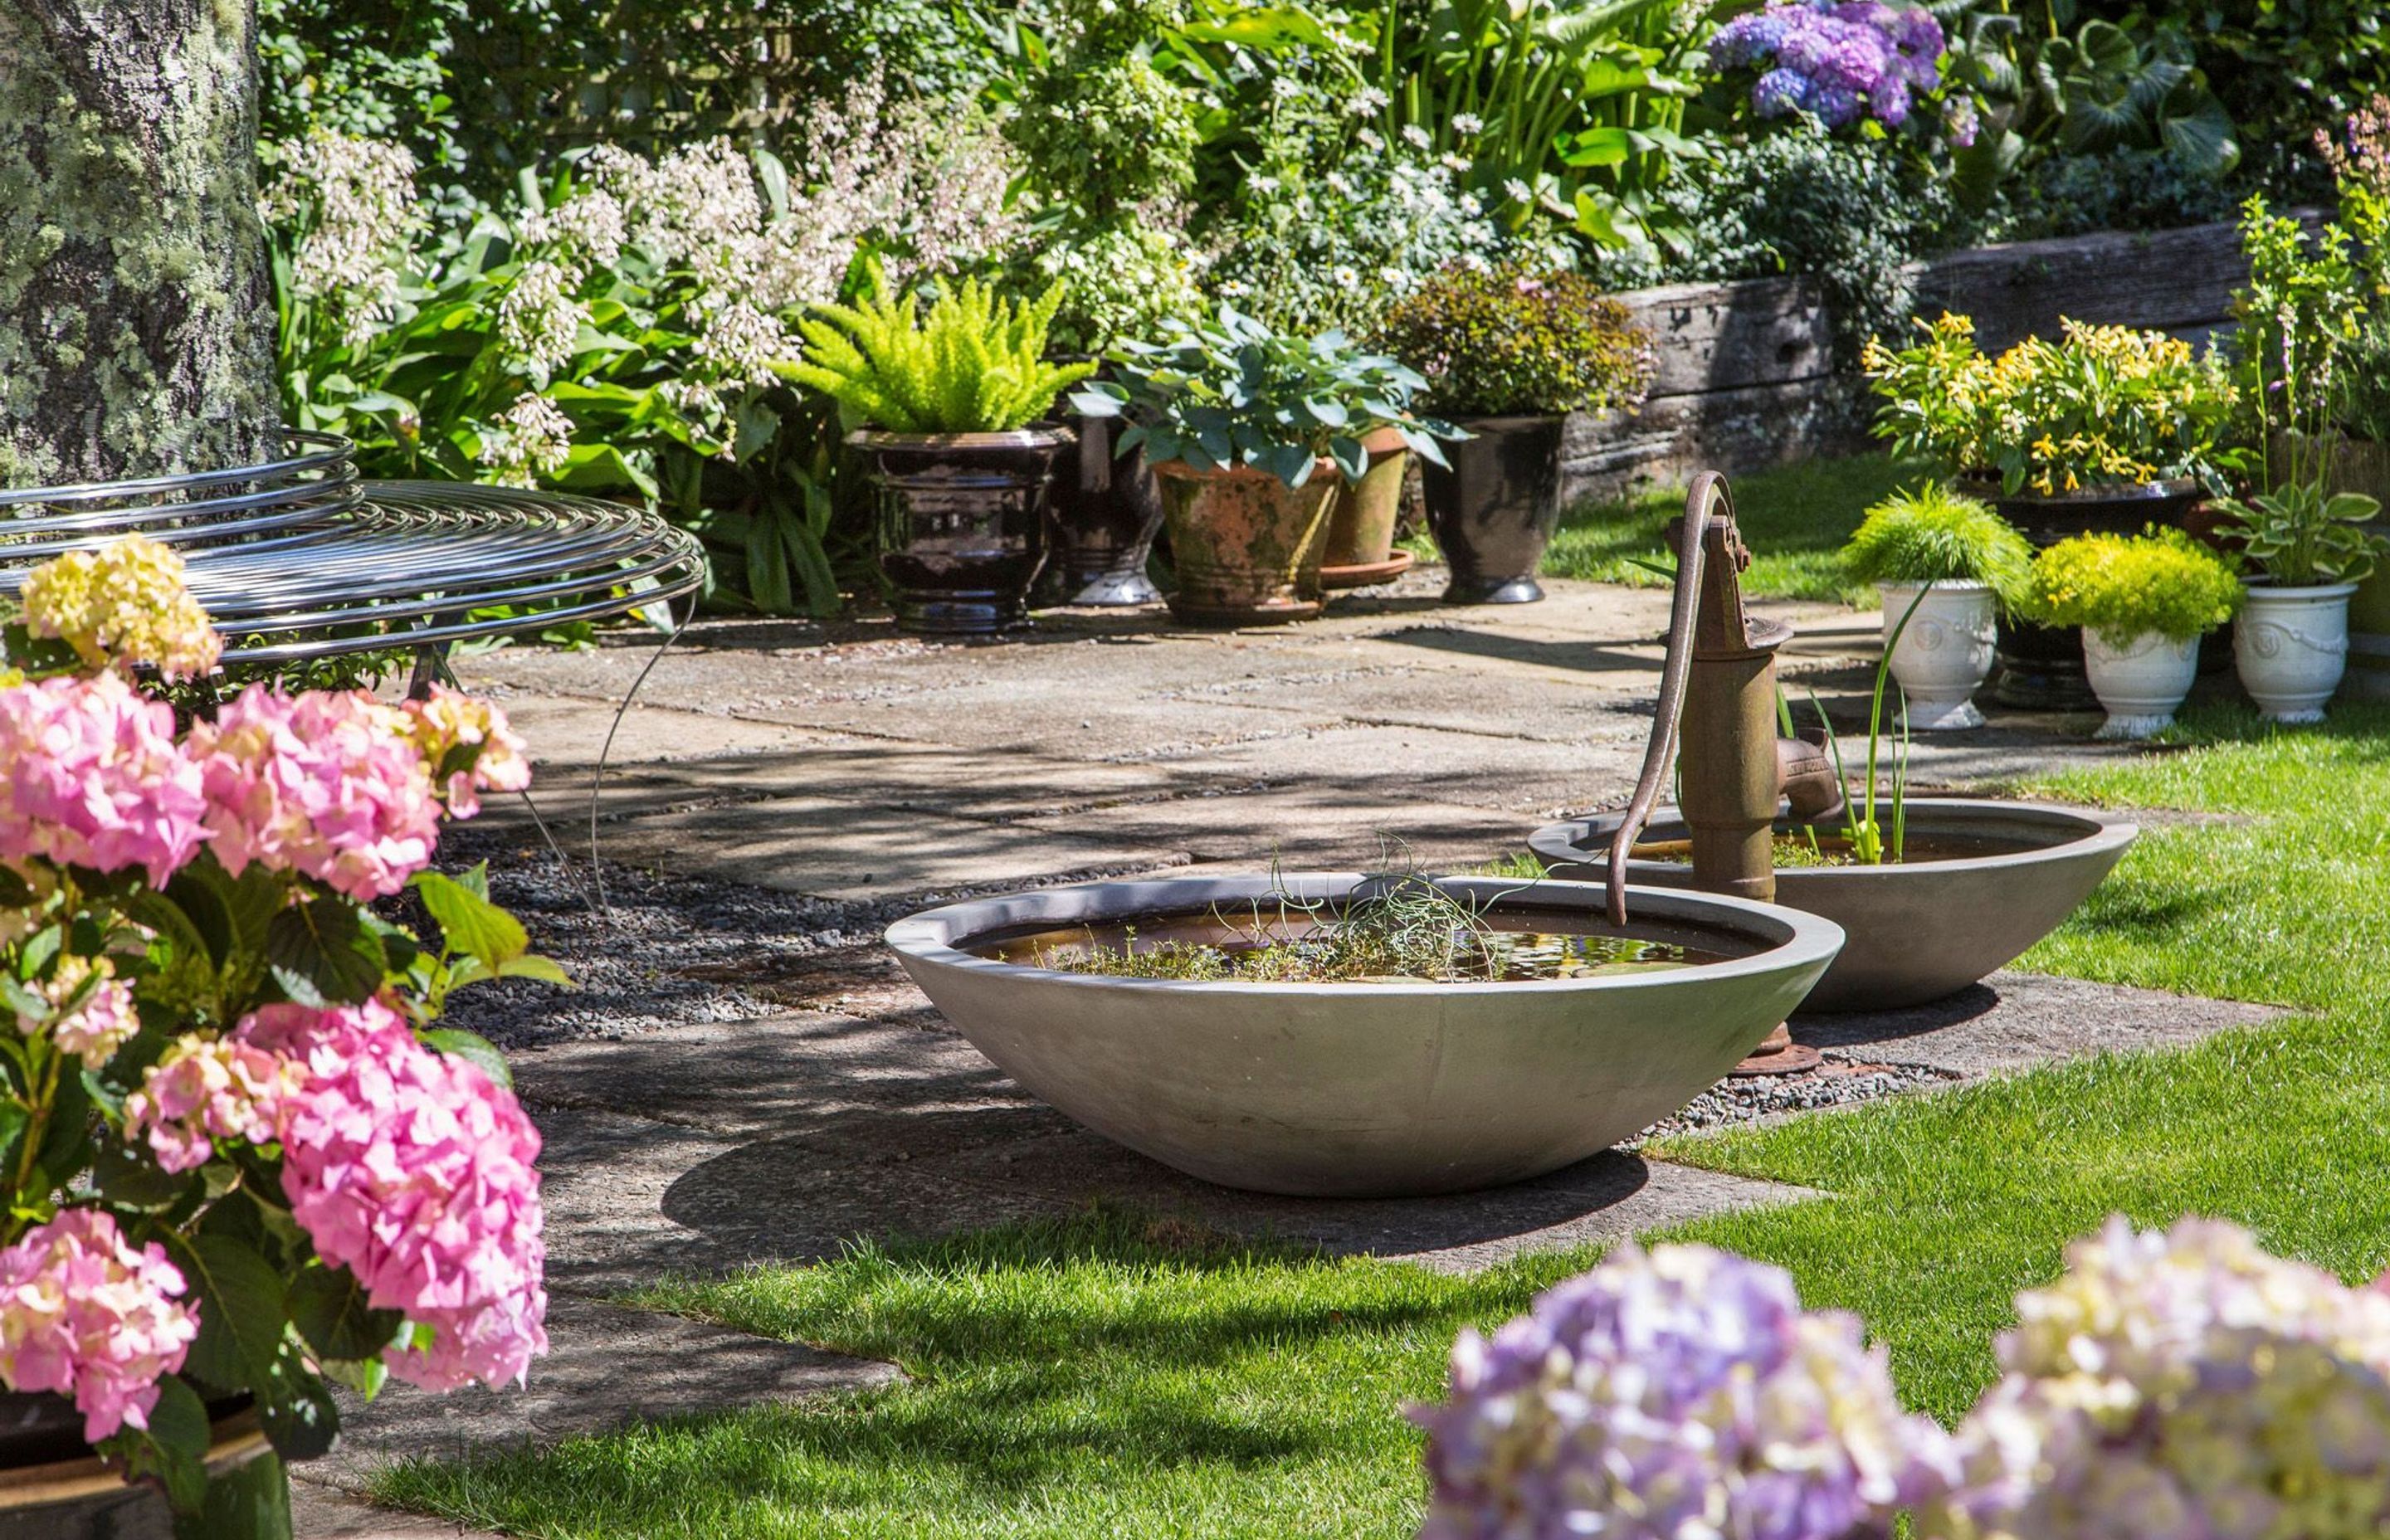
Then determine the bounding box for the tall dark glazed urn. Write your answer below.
[1046,409,1166,606]
[1421,415,1565,604]
[1963,477,2210,709]
[853,428,1067,636]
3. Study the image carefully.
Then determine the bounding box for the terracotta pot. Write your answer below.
[1320,427,1416,589]
[1958,476,2208,710]
[0,1394,286,1538]
[1046,408,1165,607]
[853,428,1066,637]
[1422,414,1564,604]
[1153,459,1340,626]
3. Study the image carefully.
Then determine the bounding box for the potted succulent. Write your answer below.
[0,538,551,1534]
[784,275,1095,637]
[2018,529,2243,738]
[1373,265,1656,604]
[1073,309,1457,626]
[2217,197,2390,722]
[1841,484,2032,730]
[1866,313,2239,708]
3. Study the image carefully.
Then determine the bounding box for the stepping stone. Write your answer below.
[291,1484,502,1539]
[1792,969,2285,1077]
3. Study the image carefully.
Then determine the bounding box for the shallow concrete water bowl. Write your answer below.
[1529,799,2135,1014]
[884,874,1842,1197]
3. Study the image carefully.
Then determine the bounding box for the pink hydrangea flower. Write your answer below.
[241,1001,548,1390]
[187,686,442,900]
[0,1209,198,1443]
[400,687,532,818]
[18,954,139,1070]
[124,1032,302,1173]
[0,673,207,885]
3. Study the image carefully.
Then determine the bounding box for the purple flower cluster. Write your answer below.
[1412,1243,1954,1540]
[1713,0,1951,133]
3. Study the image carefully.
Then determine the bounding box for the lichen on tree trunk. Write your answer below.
[0,0,280,489]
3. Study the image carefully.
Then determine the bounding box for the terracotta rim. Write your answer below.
[1320,550,1417,588]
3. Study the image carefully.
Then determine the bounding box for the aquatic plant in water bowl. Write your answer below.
[1414,1216,2390,1540]
[0,537,554,1536]
[2018,528,2242,738]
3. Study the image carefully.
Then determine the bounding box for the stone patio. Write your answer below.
[297,573,2280,1535]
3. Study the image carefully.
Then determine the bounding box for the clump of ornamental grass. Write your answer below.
[1841,484,2032,601]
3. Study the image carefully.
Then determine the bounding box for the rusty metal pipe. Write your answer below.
[1604,472,1844,928]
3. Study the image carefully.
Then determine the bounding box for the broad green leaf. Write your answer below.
[265,899,389,1008]
[417,1026,515,1089]
[413,868,530,967]
[288,1265,407,1362]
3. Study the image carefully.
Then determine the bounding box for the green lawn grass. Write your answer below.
[379,704,2390,1537]
[1536,454,1930,602]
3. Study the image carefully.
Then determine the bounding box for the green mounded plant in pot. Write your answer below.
[1072,309,1458,626]
[1866,311,2241,709]
[782,275,1095,637]
[2019,528,2242,738]
[1373,265,1658,605]
[1841,484,2032,731]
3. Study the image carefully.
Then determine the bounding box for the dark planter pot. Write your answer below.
[1153,458,1339,627]
[1,1393,287,1538]
[1422,414,1564,604]
[854,428,1066,637]
[1320,428,1416,589]
[1529,799,2136,1013]
[1046,410,1165,607]
[1960,477,2208,709]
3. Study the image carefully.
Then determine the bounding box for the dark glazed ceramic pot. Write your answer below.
[854,428,1066,637]
[1422,414,1564,604]
[1046,409,1165,607]
[1959,476,2207,709]
[1152,458,1339,626]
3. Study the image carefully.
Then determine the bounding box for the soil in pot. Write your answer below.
[1633,829,2037,868]
[1422,415,1564,604]
[856,428,1064,637]
[1961,477,2208,709]
[1046,409,1165,607]
[1320,431,1417,589]
[1154,459,1339,626]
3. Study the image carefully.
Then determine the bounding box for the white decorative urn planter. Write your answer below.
[2236,582,2357,723]
[2082,628,2199,739]
[1879,581,1997,730]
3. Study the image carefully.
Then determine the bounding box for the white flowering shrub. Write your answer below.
[265,73,1021,616]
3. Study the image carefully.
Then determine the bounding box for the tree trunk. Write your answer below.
[0,0,280,490]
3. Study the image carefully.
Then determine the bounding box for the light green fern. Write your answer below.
[781,273,1093,433]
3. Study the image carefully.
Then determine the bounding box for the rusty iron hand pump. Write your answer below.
[1606,472,1844,928]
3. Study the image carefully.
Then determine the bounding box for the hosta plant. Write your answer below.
[0,536,554,1513]
[1072,309,1459,488]
[1865,313,2239,496]
[780,275,1095,435]
[1370,265,1656,420]
[2020,527,2243,643]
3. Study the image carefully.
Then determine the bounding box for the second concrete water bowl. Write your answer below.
[885,874,1843,1198]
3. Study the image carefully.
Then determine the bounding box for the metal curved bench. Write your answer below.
[0,432,706,666]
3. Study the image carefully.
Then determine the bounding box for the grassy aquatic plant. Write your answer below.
[1841,483,2032,597]
[783,274,1095,435]
[2021,528,2243,643]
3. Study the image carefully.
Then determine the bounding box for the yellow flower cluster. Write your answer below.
[1865,314,2236,496]
[20,536,221,682]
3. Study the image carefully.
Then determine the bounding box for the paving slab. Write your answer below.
[1792,968,2286,1075]
[1122,721,1648,820]
[292,1485,503,1539]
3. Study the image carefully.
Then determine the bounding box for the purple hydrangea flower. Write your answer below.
[1412,1243,1956,1540]
[1713,1,1951,130]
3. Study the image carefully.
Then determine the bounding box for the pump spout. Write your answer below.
[1604,473,1842,926]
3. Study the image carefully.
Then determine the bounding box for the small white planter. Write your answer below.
[2082,628,2199,739]
[1878,581,1997,730]
[2236,582,2358,723]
